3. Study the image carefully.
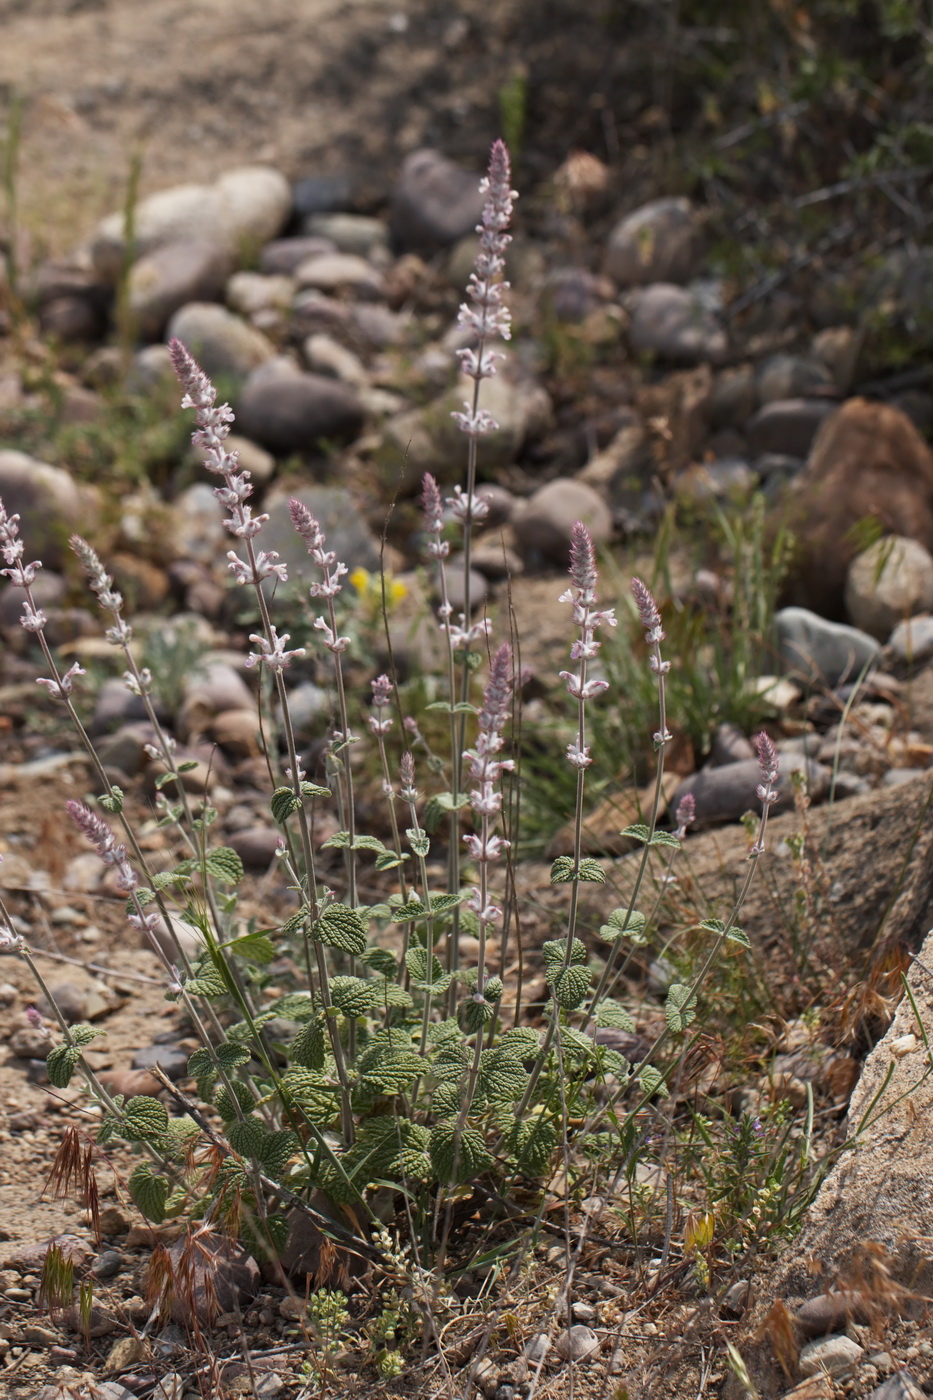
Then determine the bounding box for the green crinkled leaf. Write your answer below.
[549,965,592,1009]
[578,858,606,882]
[650,830,682,848]
[432,1039,471,1083]
[187,1043,250,1081]
[595,999,636,1032]
[99,787,124,814]
[374,850,407,871]
[508,1117,558,1177]
[664,983,697,1035]
[549,856,576,884]
[619,823,652,844]
[461,995,496,1032]
[214,1081,255,1121]
[390,892,462,923]
[314,904,368,956]
[638,1065,670,1099]
[221,930,276,965]
[726,926,751,948]
[271,787,302,823]
[256,1128,299,1175]
[431,1081,462,1116]
[406,827,430,857]
[498,1026,541,1055]
[599,907,647,944]
[128,1162,169,1224]
[699,918,726,934]
[357,1050,425,1096]
[549,856,605,884]
[541,937,588,972]
[424,701,478,715]
[280,1068,339,1118]
[46,1043,82,1089]
[330,976,412,1017]
[396,1149,433,1181]
[227,1114,266,1160]
[405,946,452,993]
[288,1019,326,1071]
[151,868,191,892]
[122,1096,169,1143]
[322,832,387,854]
[268,993,315,1021]
[301,781,331,799]
[200,847,242,885]
[359,947,398,977]
[183,960,228,998]
[429,1120,492,1184]
[478,1048,528,1105]
[559,1025,600,1063]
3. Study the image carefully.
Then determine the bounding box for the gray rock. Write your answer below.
[542,265,607,322]
[40,981,87,1024]
[798,1333,863,1378]
[605,197,701,286]
[671,753,830,825]
[812,325,861,392]
[845,536,933,642]
[756,353,834,404]
[378,369,550,493]
[475,484,518,527]
[775,606,882,687]
[97,724,152,778]
[39,294,104,342]
[710,722,755,766]
[0,450,99,569]
[295,252,384,297]
[181,659,254,716]
[167,303,276,382]
[92,166,291,282]
[883,767,928,787]
[131,1045,190,1080]
[259,486,381,597]
[445,558,489,614]
[228,826,281,871]
[93,1249,123,1279]
[147,914,204,964]
[554,1325,600,1362]
[746,398,836,458]
[628,282,727,363]
[292,172,353,217]
[390,149,486,253]
[236,357,365,454]
[283,680,331,739]
[128,239,230,340]
[169,481,229,565]
[795,1290,868,1339]
[888,613,933,664]
[674,458,756,503]
[226,271,295,319]
[90,678,152,734]
[513,479,612,565]
[351,302,409,349]
[259,236,337,276]
[163,1232,259,1324]
[303,333,368,387]
[710,364,758,429]
[127,343,177,393]
[303,213,389,258]
[866,1373,927,1400]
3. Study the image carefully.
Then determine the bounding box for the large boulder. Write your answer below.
[604,197,702,286]
[845,535,933,642]
[167,303,276,382]
[0,451,100,569]
[128,240,232,341]
[390,149,486,254]
[235,357,365,454]
[781,398,933,619]
[91,166,292,283]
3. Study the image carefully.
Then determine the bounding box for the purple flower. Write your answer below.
[754,732,780,807]
[244,625,306,673]
[674,792,696,840]
[66,800,137,893]
[369,673,394,736]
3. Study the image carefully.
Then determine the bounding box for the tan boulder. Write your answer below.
[781,398,933,619]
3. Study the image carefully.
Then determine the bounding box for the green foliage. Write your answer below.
[128,1162,170,1223]
[45,1024,104,1088]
